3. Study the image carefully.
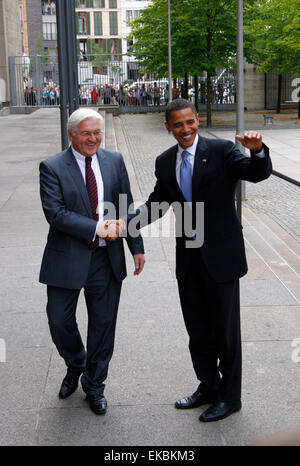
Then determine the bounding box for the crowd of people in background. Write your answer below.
[24,80,60,106]
[42,82,60,105]
[24,87,37,106]
[24,78,236,107]
[215,80,236,104]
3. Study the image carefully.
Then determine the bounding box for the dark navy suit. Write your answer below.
[131,135,272,401]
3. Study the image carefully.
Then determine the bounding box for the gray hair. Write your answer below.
[67,108,104,136]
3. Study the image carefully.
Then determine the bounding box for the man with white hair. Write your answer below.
[39,108,145,415]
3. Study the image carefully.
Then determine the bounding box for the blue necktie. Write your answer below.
[180,150,192,202]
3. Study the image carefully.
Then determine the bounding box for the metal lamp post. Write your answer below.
[56,0,79,150]
[168,0,172,102]
[236,0,246,220]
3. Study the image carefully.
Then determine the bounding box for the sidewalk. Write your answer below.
[0,108,299,446]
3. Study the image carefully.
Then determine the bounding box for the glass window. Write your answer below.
[93,0,105,7]
[109,11,118,35]
[43,23,48,40]
[94,12,102,35]
[43,23,57,40]
[49,48,56,62]
[76,0,105,8]
[52,22,57,40]
[78,12,88,34]
[126,10,140,22]
[126,10,133,22]
[109,0,117,9]
[109,38,121,56]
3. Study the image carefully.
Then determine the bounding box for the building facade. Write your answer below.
[19,0,152,60]
[0,0,22,105]
[18,0,57,59]
[120,0,150,57]
[41,0,57,62]
[76,0,122,57]
[19,0,29,55]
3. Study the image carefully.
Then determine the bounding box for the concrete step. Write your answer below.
[104,112,117,152]
[243,207,300,304]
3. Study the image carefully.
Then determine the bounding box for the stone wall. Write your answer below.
[244,62,265,110]
[26,0,43,56]
[0,0,22,105]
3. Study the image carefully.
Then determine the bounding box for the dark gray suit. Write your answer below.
[39,147,144,395]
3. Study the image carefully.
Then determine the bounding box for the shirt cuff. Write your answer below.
[251,148,265,158]
[93,221,100,241]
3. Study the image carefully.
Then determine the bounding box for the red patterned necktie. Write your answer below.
[85,156,99,250]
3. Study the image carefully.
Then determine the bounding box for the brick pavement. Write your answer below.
[119,114,171,198]
[245,176,300,243]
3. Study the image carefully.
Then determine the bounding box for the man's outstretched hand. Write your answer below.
[235,131,263,152]
[96,219,125,241]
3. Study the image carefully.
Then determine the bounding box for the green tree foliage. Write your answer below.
[128,0,238,126]
[245,0,300,74]
[33,35,48,67]
[128,0,237,75]
[244,0,300,112]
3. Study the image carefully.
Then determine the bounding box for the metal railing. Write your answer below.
[9,54,237,112]
[266,71,300,109]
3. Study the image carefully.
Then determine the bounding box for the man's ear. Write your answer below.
[164,121,171,133]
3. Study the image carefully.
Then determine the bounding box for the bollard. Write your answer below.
[264,114,274,126]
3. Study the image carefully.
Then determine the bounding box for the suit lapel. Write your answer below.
[64,147,92,216]
[96,148,110,202]
[192,135,209,197]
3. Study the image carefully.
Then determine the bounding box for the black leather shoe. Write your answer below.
[86,394,107,415]
[59,373,80,399]
[175,389,217,409]
[199,400,242,422]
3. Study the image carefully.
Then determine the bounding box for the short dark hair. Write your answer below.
[165,98,197,123]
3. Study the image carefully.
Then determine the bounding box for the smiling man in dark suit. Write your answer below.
[39,108,145,415]
[129,98,272,422]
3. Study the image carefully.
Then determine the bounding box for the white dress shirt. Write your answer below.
[71,146,106,246]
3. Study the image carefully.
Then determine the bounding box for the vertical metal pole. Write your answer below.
[65,0,74,115]
[35,55,41,106]
[168,0,172,103]
[65,0,79,114]
[236,0,246,221]
[9,57,17,106]
[70,0,79,110]
[56,0,69,149]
